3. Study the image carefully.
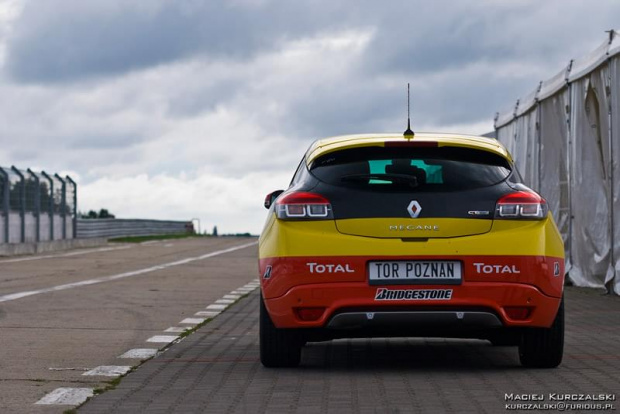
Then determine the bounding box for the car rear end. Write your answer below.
[259,133,565,368]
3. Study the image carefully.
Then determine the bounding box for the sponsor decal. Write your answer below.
[407,200,422,218]
[263,265,272,279]
[389,224,440,231]
[306,263,355,274]
[375,288,453,301]
[473,263,520,274]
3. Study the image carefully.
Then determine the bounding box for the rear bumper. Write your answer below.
[327,310,502,329]
[263,282,562,330]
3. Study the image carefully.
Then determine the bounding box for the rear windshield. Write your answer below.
[309,146,511,192]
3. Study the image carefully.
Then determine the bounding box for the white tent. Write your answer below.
[495,30,620,294]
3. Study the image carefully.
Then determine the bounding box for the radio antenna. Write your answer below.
[403,83,414,138]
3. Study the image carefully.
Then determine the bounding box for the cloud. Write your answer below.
[4,0,348,83]
[1,0,619,233]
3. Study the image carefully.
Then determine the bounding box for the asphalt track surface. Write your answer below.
[78,286,620,414]
[0,237,259,414]
[1,237,619,413]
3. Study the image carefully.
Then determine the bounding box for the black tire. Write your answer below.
[260,293,302,368]
[519,297,564,368]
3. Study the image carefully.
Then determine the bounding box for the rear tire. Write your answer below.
[519,297,564,368]
[260,293,302,368]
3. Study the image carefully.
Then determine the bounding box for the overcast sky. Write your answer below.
[0,0,618,234]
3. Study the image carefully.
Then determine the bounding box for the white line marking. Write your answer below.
[146,335,179,343]
[223,294,240,299]
[0,245,132,264]
[35,388,94,405]
[180,318,205,324]
[230,290,245,295]
[195,311,220,317]
[215,299,235,304]
[164,326,191,333]
[118,349,159,359]
[206,304,227,310]
[0,241,258,303]
[83,366,132,377]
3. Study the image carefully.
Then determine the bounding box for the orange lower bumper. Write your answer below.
[264,282,561,329]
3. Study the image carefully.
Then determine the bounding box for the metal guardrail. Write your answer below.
[77,218,193,239]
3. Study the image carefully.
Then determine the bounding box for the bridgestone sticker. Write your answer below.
[375,288,453,301]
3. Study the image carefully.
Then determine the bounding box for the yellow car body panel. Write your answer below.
[259,214,563,259]
[304,133,513,166]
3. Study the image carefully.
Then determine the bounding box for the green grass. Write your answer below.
[108,233,207,243]
[108,233,257,243]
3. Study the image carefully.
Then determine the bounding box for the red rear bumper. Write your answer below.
[264,281,562,329]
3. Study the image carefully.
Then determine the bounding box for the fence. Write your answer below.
[494,30,620,294]
[0,166,76,244]
[77,219,193,239]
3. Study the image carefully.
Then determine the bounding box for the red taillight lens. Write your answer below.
[295,307,326,321]
[504,306,532,320]
[275,192,333,220]
[495,191,547,219]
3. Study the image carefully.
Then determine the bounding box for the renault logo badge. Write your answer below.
[407,200,422,218]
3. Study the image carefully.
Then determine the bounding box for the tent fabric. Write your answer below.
[496,119,516,160]
[523,108,539,190]
[513,115,529,179]
[539,65,571,101]
[495,105,516,129]
[516,85,541,117]
[539,89,571,264]
[568,68,613,288]
[611,56,620,294]
[568,39,611,83]
[495,30,620,294]
[610,33,620,58]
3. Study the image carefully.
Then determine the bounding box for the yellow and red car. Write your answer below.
[259,132,565,368]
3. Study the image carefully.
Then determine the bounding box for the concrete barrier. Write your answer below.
[0,238,108,257]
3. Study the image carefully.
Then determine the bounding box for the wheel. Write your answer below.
[260,293,302,367]
[519,297,564,368]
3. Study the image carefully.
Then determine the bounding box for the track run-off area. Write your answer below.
[0,237,258,413]
[1,237,619,413]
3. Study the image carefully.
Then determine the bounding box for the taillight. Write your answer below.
[495,191,548,219]
[275,192,333,220]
